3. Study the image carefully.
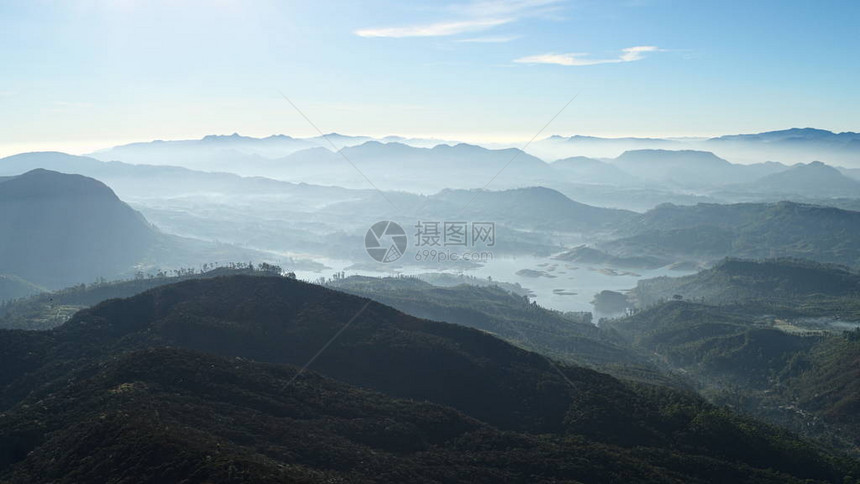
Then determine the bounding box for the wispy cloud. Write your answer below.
[356,18,512,38]
[455,35,521,43]
[515,45,661,66]
[618,45,660,61]
[452,0,565,18]
[355,0,564,39]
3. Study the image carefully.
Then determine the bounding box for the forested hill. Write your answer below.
[0,265,285,330]
[607,202,860,267]
[631,258,860,307]
[0,275,855,482]
[603,299,860,454]
[326,275,679,386]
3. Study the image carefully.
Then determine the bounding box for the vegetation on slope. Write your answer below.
[604,298,860,454]
[2,348,848,484]
[608,203,860,267]
[0,275,855,481]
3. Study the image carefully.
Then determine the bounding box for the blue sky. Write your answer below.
[1,0,858,156]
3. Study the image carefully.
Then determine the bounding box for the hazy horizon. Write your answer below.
[2,0,859,158]
[0,128,813,160]
[2,126,857,164]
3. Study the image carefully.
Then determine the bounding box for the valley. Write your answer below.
[2,4,859,478]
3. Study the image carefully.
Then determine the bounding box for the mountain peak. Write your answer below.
[751,160,860,196]
[0,169,157,288]
[201,133,246,142]
[435,142,485,152]
[793,160,839,172]
[0,168,120,201]
[709,127,860,142]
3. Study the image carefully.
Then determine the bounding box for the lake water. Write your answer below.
[295,255,694,314]
[796,317,860,332]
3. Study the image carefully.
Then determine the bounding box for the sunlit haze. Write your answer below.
[2,0,859,156]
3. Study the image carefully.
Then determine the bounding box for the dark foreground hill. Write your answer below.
[0,347,847,484]
[0,266,286,331]
[326,275,624,365]
[325,275,683,388]
[0,276,857,482]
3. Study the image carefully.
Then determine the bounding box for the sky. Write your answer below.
[1,0,859,156]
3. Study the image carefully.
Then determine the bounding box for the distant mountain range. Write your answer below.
[2,151,857,272]
[529,134,682,160]
[710,127,859,144]
[706,127,860,163]
[96,132,454,162]
[550,156,640,185]
[0,152,643,261]
[0,151,367,206]
[89,133,456,174]
[532,128,860,166]
[77,129,860,197]
[265,141,557,192]
[609,149,784,187]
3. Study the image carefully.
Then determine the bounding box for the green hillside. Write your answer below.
[1,276,855,482]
